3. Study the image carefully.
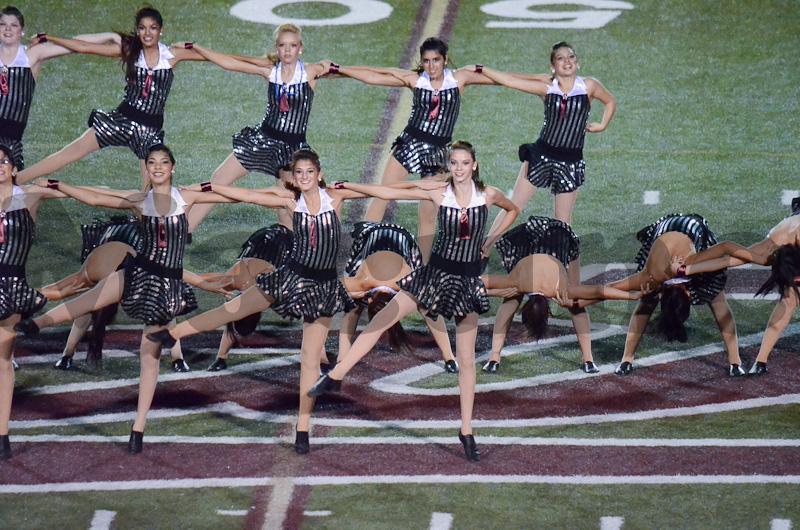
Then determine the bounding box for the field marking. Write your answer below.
[601,517,624,530]
[88,510,116,530]
[262,478,294,530]
[430,512,453,530]
[4,474,800,494]
[304,510,332,517]
[643,190,660,204]
[772,519,793,530]
[218,510,248,516]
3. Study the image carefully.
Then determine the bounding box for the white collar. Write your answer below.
[369,285,398,296]
[663,277,691,286]
[547,76,588,96]
[269,61,307,86]
[134,42,174,71]
[1,185,27,212]
[0,45,29,68]
[294,187,334,215]
[440,181,485,209]
[416,69,457,91]
[140,187,187,217]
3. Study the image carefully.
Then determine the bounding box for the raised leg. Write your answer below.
[364,155,410,223]
[168,285,272,341]
[186,154,250,232]
[32,270,125,330]
[16,129,101,183]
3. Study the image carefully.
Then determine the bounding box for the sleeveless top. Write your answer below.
[261,62,313,144]
[0,45,35,140]
[287,188,339,278]
[537,76,591,159]
[429,182,487,275]
[0,186,34,273]
[117,42,174,128]
[403,69,460,147]
[136,187,189,276]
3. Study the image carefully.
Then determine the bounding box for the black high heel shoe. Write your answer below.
[207,358,227,371]
[614,361,633,376]
[728,364,745,377]
[1,434,11,459]
[444,359,459,373]
[308,374,342,397]
[172,359,190,372]
[145,330,176,349]
[482,360,500,373]
[459,431,480,462]
[582,361,600,374]
[295,429,310,455]
[54,356,73,370]
[13,319,39,336]
[748,362,767,376]
[128,430,144,454]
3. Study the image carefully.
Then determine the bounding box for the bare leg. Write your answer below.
[567,257,592,363]
[708,293,741,366]
[132,326,164,432]
[488,297,522,364]
[329,291,418,379]
[486,163,537,248]
[364,155,410,223]
[755,293,799,363]
[16,129,101,183]
[169,285,272,341]
[338,307,363,359]
[553,190,579,225]
[62,314,92,358]
[621,293,658,363]
[139,159,147,191]
[32,270,125,330]
[215,327,236,361]
[297,318,332,433]
[455,313,478,435]
[0,315,19,436]
[424,314,455,363]
[417,173,447,260]
[186,155,250,232]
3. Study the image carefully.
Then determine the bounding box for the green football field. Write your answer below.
[2,1,800,529]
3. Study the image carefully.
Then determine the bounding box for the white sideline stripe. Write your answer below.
[643,190,660,204]
[772,519,793,530]
[13,392,800,431]
[781,190,799,206]
[3,475,800,494]
[304,511,332,517]
[11,434,800,448]
[430,512,453,530]
[601,516,624,530]
[218,510,248,516]
[729,292,780,300]
[88,510,116,530]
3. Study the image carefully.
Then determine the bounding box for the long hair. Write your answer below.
[367,290,412,354]
[118,7,163,85]
[756,244,800,301]
[445,140,485,191]
[656,285,691,342]
[520,294,550,341]
[413,37,452,73]
[266,23,302,64]
[285,149,325,199]
[142,143,174,191]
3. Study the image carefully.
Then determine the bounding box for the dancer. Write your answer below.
[309,141,520,463]
[482,216,644,373]
[185,23,333,231]
[14,144,234,454]
[607,213,743,377]
[341,221,458,371]
[0,143,71,459]
[670,203,800,375]
[16,7,201,186]
[330,37,494,257]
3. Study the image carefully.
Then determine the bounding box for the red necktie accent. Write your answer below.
[458,209,470,240]
[279,91,290,112]
[142,70,153,99]
[0,211,6,244]
[157,217,167,248]
[0,68,8,96]
[428,91,440,120]
[560,94,568,120]
[309,217,317,248]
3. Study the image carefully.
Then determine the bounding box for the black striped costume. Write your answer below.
[398,182,490,318]
[0,187,46,319]
[519,76,591,194]
[391,69,460,177]
[79,216,141,263]
[89,43,173,160]
[233,62,313,178]
[238,224,293,265]
[120,188,197,325]
[256,189,354,320]
[634,214,727,305]
[0,46,35,169]
[495,215,580,273]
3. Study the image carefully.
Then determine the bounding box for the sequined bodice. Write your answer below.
[0,208,34,266]
[263,81,313,136]
[122,67,173,116]
[291,209,339,269]
[138,213,188,268]
[431,204,487,263]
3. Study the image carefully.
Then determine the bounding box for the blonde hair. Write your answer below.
[267,23,303,63]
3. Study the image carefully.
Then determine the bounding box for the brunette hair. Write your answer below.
[0,144,17,184]
[266,23,303,63]
[445,140,485,191]
[367,290,412,354]
[550,41,576,65]
[118,7,163,85]
[146,143,175,164]
[285,149,325,199]
[520,294,550,341]
[413,37,452,73]
[756,244,800,302]
[656,285,691,342]
[0,6,23,27]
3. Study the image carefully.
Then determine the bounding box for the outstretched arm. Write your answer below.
[187,44,267,75]
[568,284,645,302]
[685,240,775,268]
[200,183,291,209]
[332,181,435,202]
[34,180,135,209]
[469,65,548,95]
[335,65,411,87]
[39,34,121,57]
[608,270,652,292]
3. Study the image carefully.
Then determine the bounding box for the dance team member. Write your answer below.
[607,213,744,376]
[0,143,70,459]
[186,23,333,231]
[483,215,644,373]
[15,144,234,453]
[309,141,519,462]
[329,37,494,257]
[17,7,201,187]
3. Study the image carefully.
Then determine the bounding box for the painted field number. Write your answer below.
[481,0,634,29]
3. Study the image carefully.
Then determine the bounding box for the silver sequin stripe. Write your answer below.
[431,204,488,263]
[262,82,313,136]
[344,222,423,276]
[238,224,293,266]
[406,86,460,139]
[539,93,590,150]
[496,216,580,273]
[0,208,35,266]
[122,67,174,116]
[138,214,189,269]
[291,209,340,270]
[0,67,35,125]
